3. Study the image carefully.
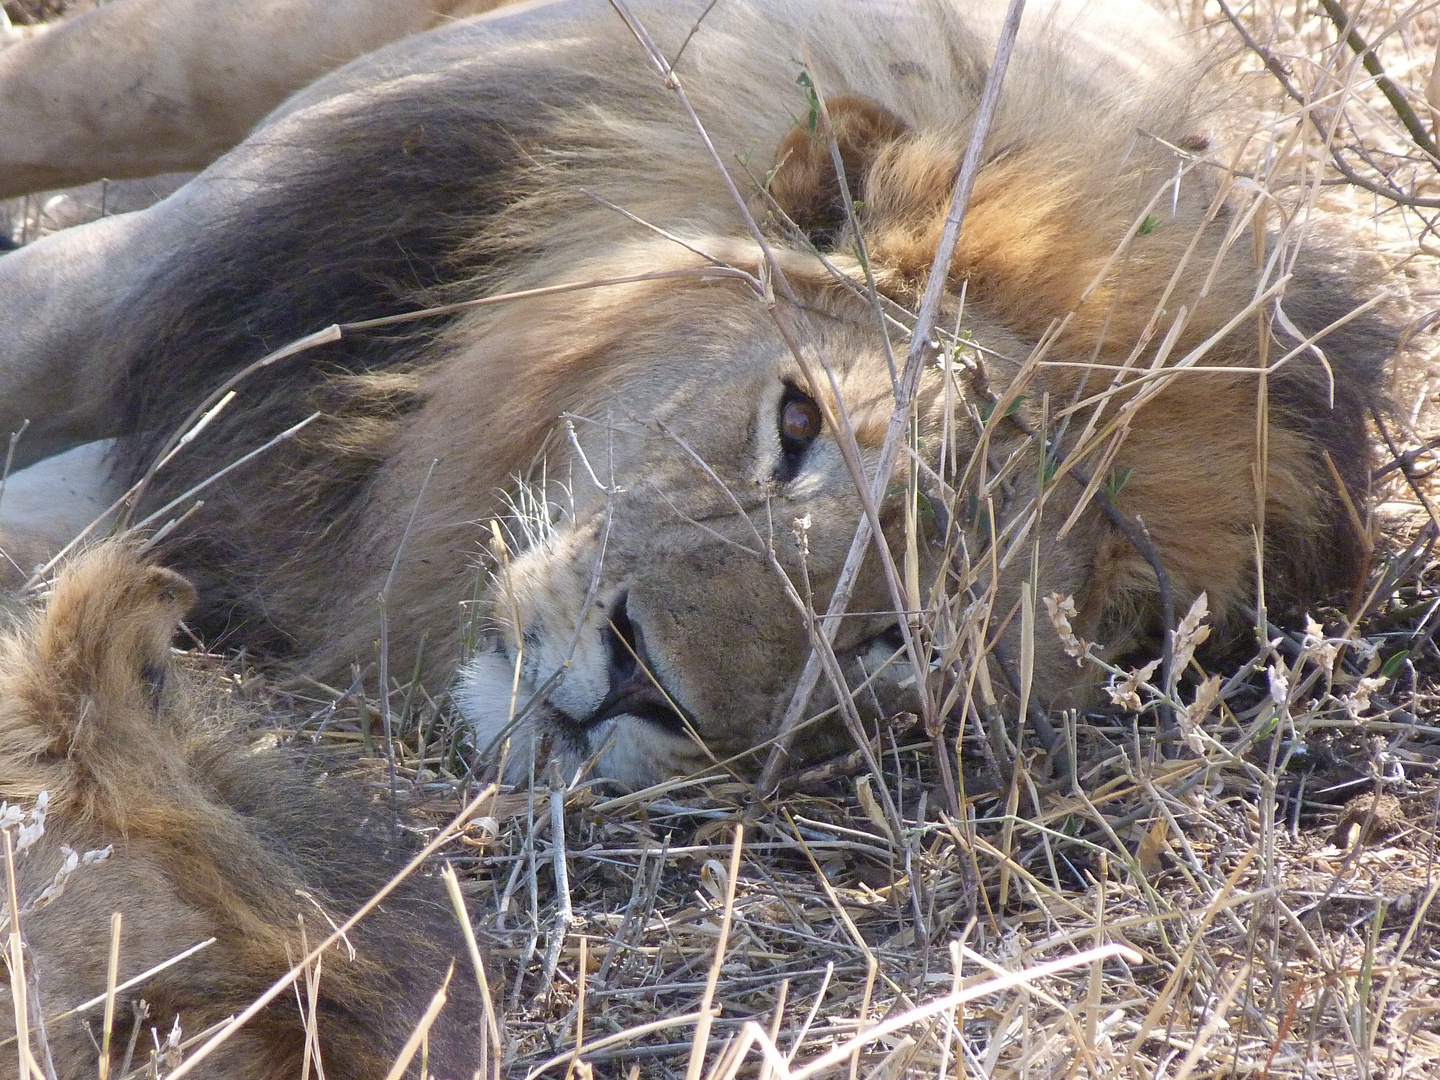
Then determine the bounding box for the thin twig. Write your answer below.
[685,824,743,1080]
[537,773,574,996]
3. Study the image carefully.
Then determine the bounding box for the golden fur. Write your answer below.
[0,545,483,1078]
[0,0,1391,787]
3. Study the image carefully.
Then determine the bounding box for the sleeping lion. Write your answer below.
[0,0,1390,786]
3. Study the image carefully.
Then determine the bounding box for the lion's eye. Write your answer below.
[779,391,823,449]
[775,386,823,483]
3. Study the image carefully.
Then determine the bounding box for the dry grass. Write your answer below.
[265,660,1440,1077]
[7,0,1440,1077]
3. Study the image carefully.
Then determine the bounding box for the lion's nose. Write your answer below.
[605,591,644,692]
[586,592,689,733]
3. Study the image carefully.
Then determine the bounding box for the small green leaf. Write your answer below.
[1138,215,1161,235]
[796,70,820,132]
[978,396,1025,424]
[1103,466,1133,499]
[1380,649,1410,678]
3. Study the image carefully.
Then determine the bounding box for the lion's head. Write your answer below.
[448,75,1379,788]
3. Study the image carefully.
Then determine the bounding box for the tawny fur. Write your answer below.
[0,545,483,1078]
[0,0,519,198]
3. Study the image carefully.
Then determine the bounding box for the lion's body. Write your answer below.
[0,545,484,1078]
[0,0,1391,785]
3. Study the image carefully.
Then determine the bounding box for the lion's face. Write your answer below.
[457,256,959,787]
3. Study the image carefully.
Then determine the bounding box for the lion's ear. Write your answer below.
[769,94,911,249]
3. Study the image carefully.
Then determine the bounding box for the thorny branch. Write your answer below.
[1217,0,1440,209]
[1314,0,1440,164]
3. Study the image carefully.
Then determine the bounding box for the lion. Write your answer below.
[0,0,1392,787]
[0,544,486,1078]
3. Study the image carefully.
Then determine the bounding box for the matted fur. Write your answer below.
[0,545,483,1078]
[0,0,1392,786]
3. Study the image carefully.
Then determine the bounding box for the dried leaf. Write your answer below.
[1042,592,1086,662]
[1137,816,1171,876]
[1177,674,1222,754]
[1106,658,1161,712]
[1301,614,1339,676]
[855,774,896,845]
[1268,663,1291,707]
[1345,675,1385,719]
[792,513,812,557]
[29,845,112,912]
[699,858,729,903]
[1170,592,1211,676]
[0,791,49,856]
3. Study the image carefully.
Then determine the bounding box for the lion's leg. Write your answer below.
[0,208,169,587]
[0,0,495,198]
[0,210,164,463]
